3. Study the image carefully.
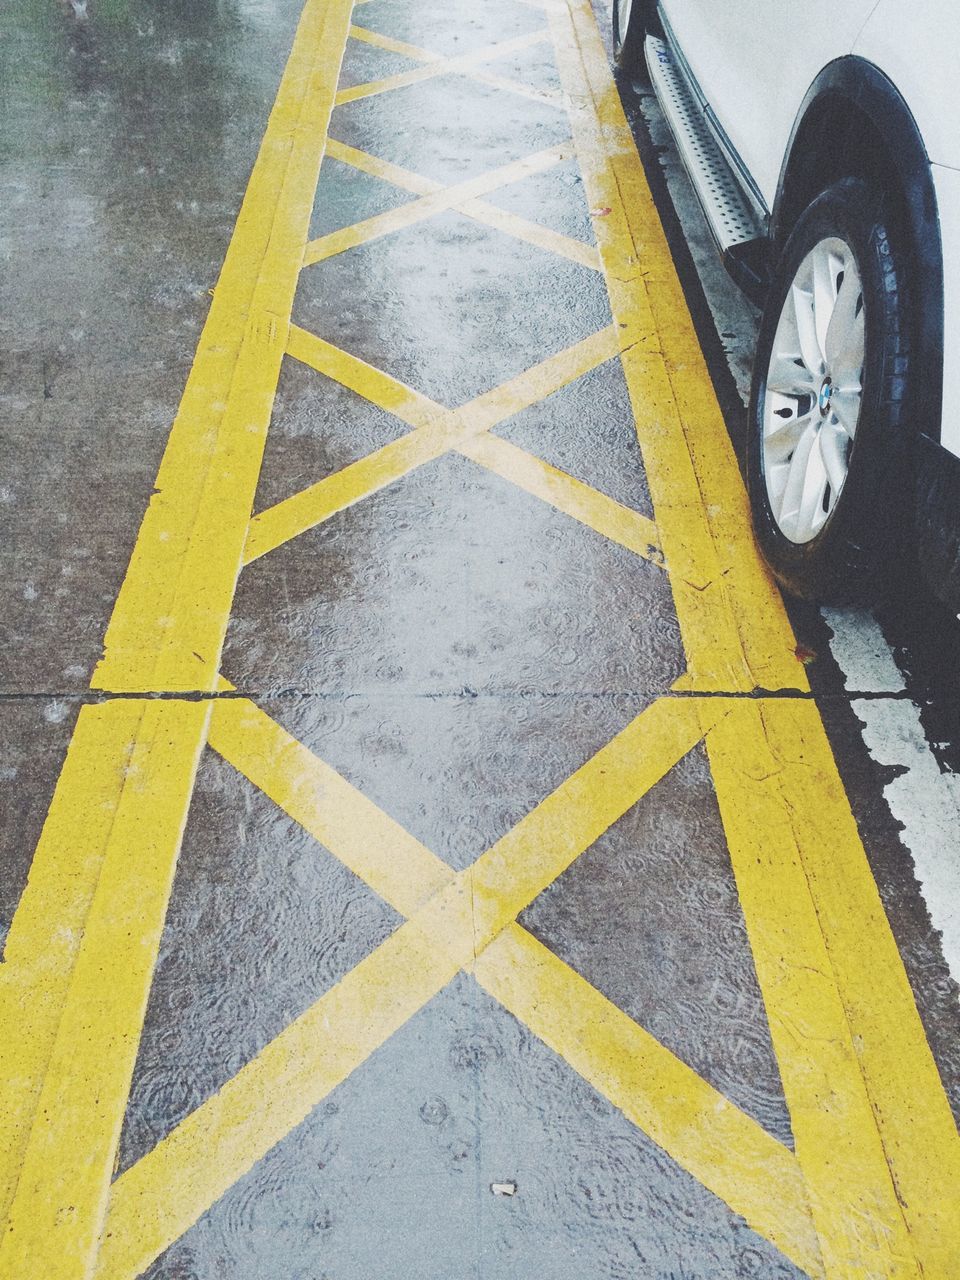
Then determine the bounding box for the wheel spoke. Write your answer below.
[766,351,818,397]
[818,420,850,496]
[824,264,863,370]
[831,389,861,440]
[787,282,824,380]
[774,425,818,539]
[764,409,816,464]
[811,241,842,359]
[794,434,831,542]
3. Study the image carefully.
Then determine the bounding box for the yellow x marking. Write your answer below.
[90,694,821,1280]
[349,22,565,108]
[244,322,660,565]
[337,27,560,107]
[1,0,958,1278]
[304,140,601,271]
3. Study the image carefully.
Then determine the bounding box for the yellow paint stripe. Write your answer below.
[457,324,620,432]
[548,0,803,693]
[0,701,211,1278]
[335,29,551,105]
[455,196,601,270]
[475,924,823,1279]
[0,2,355,1274]
[93,0,352,695]
[348,23,563,106]
[95,917,464,1280]
[208,698,453,914]
[318,139,595,269]
[0,703,160,1217]
[348,23,442,65]
[285,322,443,427]
[462,697,709,941]
[326,137,437,196]
[245,325,620,561]
[458,433,662,564]
[303,144,568,265]
[468,67,564,107]
[97,697,708,1275]
[706,700,960,1278]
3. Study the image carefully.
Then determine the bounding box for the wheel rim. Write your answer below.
[616,0,634,48]
[762,236,865,545]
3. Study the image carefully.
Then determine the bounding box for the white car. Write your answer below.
[614,0,960,607]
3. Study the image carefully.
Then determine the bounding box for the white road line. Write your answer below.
[823,606,960,983]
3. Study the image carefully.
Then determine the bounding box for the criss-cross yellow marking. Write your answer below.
[0,2,957,1280]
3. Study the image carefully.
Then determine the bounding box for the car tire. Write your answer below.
[746,177,912,603]
[613,0,651,71]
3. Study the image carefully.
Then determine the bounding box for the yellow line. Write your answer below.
[245,324,621,562]
[706,700,960,1278]
[208,698,453,914]
[455,323,621,431]
[548,0,803,693]
[318,141,598,270]
[0,1,355,1275]
[455,196,601,270]
[97,697,711,1276]
[475,925,823,1278]
[95,916,465,1280]
[468,67,564,107]
[348,22,442,65]
[335,29,551,105]
[302,144,571,266]
[348,23,564,106]
[0,701,211,1278]
[326,137,437,196]
[284,322,443,428]
[458,432,662,564]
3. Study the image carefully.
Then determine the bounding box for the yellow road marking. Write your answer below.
[3,0,955,1276]
[244,324,623,563]
[0,1,355,1275]
[548,7,960,1277]
[348,23,444,66]
[0,702,211,1280]
[549,0,803,694]
[208,699,452,913]
[476,924,823,1277]
[304,142,599,272]
[99,697,818,1280]
[95,912,465,1280]
[326,136,438,196]
[707,700,960,1278]
[458,432,662,563]
[455,195,600,270]
[335,29,551,105]
[349,21,564,107]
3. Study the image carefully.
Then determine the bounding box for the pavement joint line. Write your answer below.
[1,687,936,703]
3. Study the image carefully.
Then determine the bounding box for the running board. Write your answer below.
[645,33,764,261]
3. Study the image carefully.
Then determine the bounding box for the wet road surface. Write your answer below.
[1,1,959,1277]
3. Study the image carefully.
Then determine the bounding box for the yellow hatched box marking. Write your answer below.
[0,1,957,1278]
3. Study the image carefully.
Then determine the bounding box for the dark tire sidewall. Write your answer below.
[613,0,650,70]
[747,178,910,603]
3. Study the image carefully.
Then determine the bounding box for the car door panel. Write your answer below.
[659,0,880,205]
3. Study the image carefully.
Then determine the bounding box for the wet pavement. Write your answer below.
[1,1,959,1278]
